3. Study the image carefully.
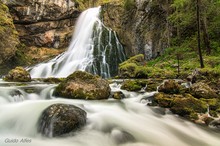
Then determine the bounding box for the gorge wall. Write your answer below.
[102,0,169,60]
[3,0,80,48]
[0,0,169,71]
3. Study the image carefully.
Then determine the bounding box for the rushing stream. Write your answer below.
[0,79,220,146]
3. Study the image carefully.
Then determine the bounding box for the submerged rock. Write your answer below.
[3,66,31,82]
[53,71,111,100]
[38,104,87,137]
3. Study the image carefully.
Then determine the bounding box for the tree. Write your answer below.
[196,0,204,68]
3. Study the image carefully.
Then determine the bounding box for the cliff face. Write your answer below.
[0,1,19,65]
[102,0,169,60]
[4,0,80,48]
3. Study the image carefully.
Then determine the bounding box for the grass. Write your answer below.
[146,46,220,79]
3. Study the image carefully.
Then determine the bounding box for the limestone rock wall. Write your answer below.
[4,0,80,48]
[102,0,169,60]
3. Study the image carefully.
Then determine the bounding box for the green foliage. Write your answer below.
[123,0,136,10]
[118,54,148,78]
[121,79,147,91]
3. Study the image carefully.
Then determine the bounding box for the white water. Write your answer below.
[0,80,220,146]
[29,7,126,78]
[29,7,101,78]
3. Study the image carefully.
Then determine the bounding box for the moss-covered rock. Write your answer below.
[111,91,126,99]
[190,82,219,99]
[121,79,147,91]
[53,71,111,100]
[154,93,174,108]
[118,54,148,78]
[3,66,31,82]
[145,79,162,92]
[158,80,181,94]
[0,1,19,65]
[153,92,208,121]
[170,94,208,120]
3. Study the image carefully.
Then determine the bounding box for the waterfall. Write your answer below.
[29,6,126,78]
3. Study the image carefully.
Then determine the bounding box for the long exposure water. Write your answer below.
[0,79,219,146]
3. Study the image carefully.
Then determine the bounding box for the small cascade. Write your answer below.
[29,6,126,78]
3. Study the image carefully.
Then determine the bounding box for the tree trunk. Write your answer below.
[201,17,211,55]
[196,0,204,68]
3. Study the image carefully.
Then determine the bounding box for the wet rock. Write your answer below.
[111,129,135,144]
[53,71,111,100]
[3,66,31,82]
[158,80,180,94]
[209,119,220,129]
[38,104,87,137]
[111,91,126,99]
[190,82,219,99]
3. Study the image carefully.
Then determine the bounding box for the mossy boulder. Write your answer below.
[190,82,219,99]
[158,80,181,94]
[153,93,208,121]
[3,66,31,82]
[53,71,111,100]
[118,54,148,79]
[170,94,208,120]
[121,80,147,91]
[38,104,87,137]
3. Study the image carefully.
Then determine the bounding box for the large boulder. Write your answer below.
[3,66,31,82]
[190,82,219,99]
[38,104,87,137]
[54,71,111,100]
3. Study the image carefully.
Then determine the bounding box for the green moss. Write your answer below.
[170,94,208,119]
[154,93,173,108]
[119,54,148,78]
[158,80,181,94]
[121,79,147,91]
[0,2,20,66]
[123,0,136,10]
[53,71,110,100]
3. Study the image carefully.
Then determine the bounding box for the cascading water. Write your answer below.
[0,79,220,146]
[29,6,126,78]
